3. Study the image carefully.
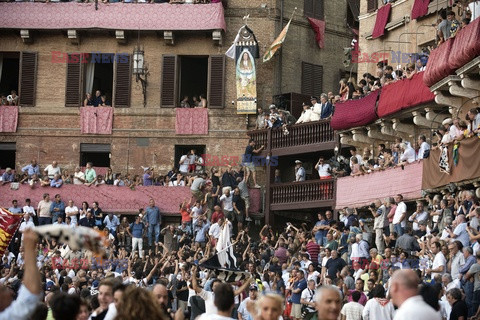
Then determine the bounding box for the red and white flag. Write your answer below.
[0,208,24,256]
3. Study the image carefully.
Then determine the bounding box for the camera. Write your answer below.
[369,203,376,209]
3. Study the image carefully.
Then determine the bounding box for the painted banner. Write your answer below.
[236,47,257,114]
[0,207,23,256]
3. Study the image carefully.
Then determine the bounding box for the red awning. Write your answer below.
[372,4,391,39]
[336,161,423,209]
[377,71,434,118]
[331,90,380,131]
[411,0,431,20]
[0,2,226,31]
[0,106,18,132]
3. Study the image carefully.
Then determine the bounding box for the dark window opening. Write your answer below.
[346,0,360,29]
[0,52,20,99]
[367,0,378,13]
[80,143,111,167]
[174,145,206,170]
[179,56,208,106]
[304,0,324,20]
[91,59,114,103]
[301,62,323,97]
[0,143,16,169]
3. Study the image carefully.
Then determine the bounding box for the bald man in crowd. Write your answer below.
[390,269,441,320]
[315,286,342,320]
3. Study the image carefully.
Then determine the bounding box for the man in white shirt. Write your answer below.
[393,194,407,236]
[294,160,306,182]
[427,241,446,280]
[19,213,35,242]
[238,285,258,320]
[220,188,234,221]
[398,143,416,164]
[65,200,79,227]
[390,269,441,320]
[208,218,222,244]
[446,214,470,247]
[447,241,465,280]
[408,202,429,231]
[309,96,322,121]
[44,161,61,180]
[349,147,363,169]
[73,167,85,185]
[417,135,430,160]
[296,103,313,124]
[191,266,252,316]
[315,157,331,180]
[22,198,36,219]
[179,154,189,174]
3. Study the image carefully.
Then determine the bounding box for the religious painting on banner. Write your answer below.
[234,26,259,114]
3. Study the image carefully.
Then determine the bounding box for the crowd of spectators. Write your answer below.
[0,90,19,106]
[4,183,480,319]
[83,90,111,107]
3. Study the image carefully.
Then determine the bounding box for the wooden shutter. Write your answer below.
[304,0,314,17]
[301,62,323,97]
[19,52,37,107]
[208,55,225,109]
[367,0,378,12]
[65,53,84,107]
[114,54,131,108]
[314,0,324,20]
[161,55,177,108]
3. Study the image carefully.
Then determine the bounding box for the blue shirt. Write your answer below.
[145,206,161,225]
[1,172,14,182]
[50,201,65,221]
[8,207,22,214]
[21,164,41,176]
[143,173,153,186]
[130,222,145,238]
[194,222,210,243]
[291,279,307,304]
[50,178,63,188]
[314,219,331,242]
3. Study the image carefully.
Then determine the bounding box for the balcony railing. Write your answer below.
[270,179,335,210]
[248,120,335,153]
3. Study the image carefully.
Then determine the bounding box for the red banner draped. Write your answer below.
[448,17,480,71]
[423,38,455,87]
[307,17,326,49]
[0,2,226,31]
[80,107,113,135]
[372,4,391,39]
[0,106,18,132]
[0,208,23,256]
[331,90,380,131]
[175,108,208,135]
[377,72,434,118]
[411,0,431,20]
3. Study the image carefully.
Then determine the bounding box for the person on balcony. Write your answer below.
[310,96,322,121]
[294,160,305,182]
[315,157,331,180]
[397,143,416,165]
[417,135,431,160]
[319,94,333,119]
[296,103,313,124]
[255,107,265,129]
[467,108,480,137]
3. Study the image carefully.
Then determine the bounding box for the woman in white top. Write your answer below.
[306,264,320,284]
[79,201,91,220]
[362,285,395,320]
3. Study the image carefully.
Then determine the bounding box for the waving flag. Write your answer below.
[263,16,293,62]
[34,225,107,255]
[0,208,23,256]
[200,220,250,282]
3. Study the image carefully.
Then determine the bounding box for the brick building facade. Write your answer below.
[0,0,354,190]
